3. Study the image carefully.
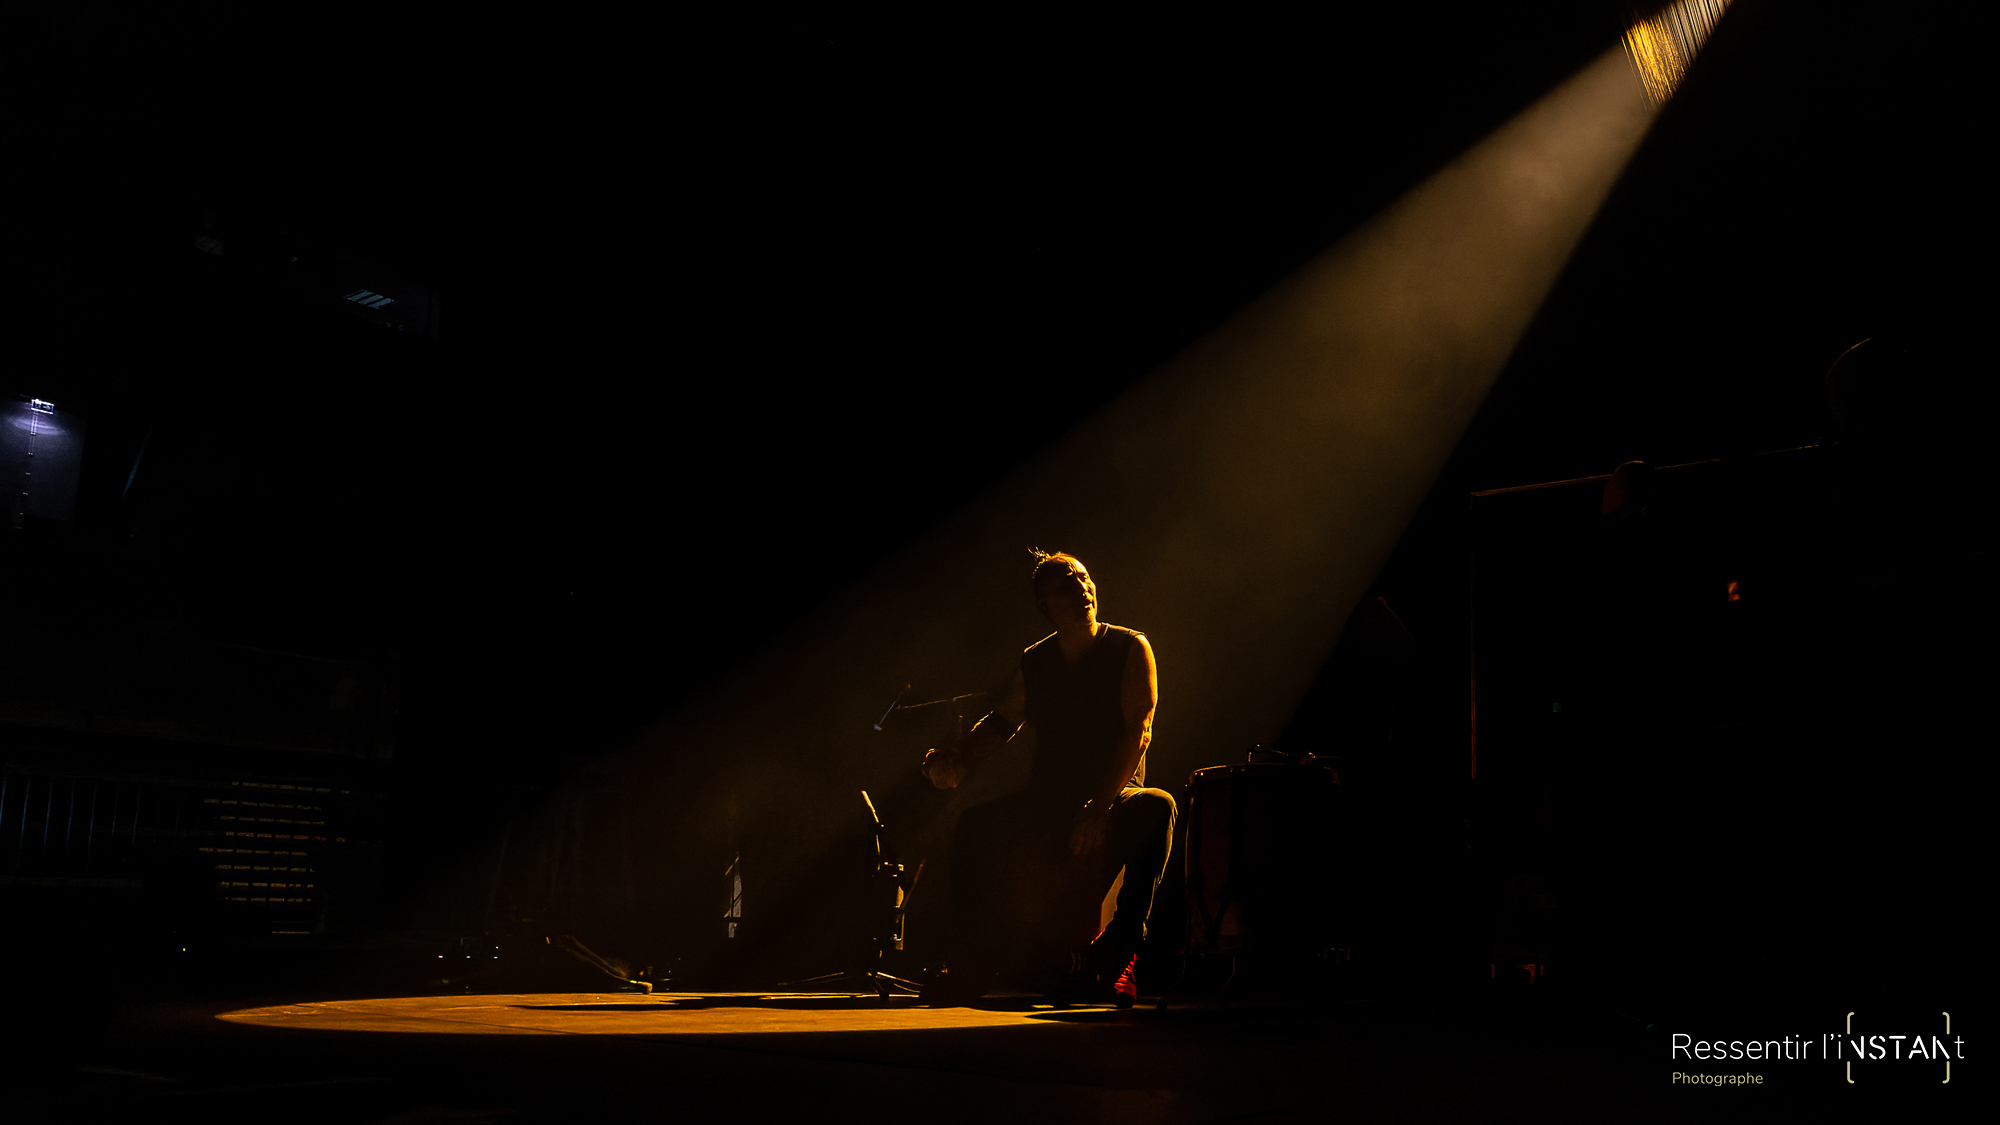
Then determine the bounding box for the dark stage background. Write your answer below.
[4,0,1985,1041]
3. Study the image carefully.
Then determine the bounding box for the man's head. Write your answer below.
[1029,549,1097,626]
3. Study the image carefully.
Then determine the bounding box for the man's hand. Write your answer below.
[921,747,967,789]
[1070,804,1112,856]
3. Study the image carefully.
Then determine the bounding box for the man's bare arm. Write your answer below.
[922,668,1026,789]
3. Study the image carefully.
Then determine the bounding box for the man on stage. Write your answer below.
[921,550,1177,1005]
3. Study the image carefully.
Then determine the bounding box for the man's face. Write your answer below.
[1040,564,1098,624]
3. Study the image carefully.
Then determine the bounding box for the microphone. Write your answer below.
[873,684,911,730]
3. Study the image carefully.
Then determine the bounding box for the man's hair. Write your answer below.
[1028,548,1086,600]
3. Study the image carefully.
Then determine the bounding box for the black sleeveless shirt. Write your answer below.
[1020,623,1146,805]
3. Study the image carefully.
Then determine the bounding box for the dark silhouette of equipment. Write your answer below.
[780,791,923,996]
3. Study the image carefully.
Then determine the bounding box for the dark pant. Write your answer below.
[946,786,1177,981]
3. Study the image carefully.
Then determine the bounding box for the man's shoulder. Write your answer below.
[1101,622,1147,646]
[1022,624,1149,664]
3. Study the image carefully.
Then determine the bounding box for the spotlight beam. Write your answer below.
[819,43,1662,774]
[1019,43,1665,765]
[610,41,1684,929]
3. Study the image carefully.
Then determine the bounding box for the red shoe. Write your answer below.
[1110,954,1138,1009]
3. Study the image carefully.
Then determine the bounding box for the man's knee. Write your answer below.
[1121,787,1176,830]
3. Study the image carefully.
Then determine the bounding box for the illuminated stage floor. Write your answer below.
[22,989,1716,1123]
[219,991,1077,1035]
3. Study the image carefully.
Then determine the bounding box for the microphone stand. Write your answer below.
[778,688,985,996]
[779,791,923,996]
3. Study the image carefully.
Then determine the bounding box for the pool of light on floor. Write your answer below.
[217,993,1089,1036]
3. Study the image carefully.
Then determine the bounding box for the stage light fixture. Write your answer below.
[1624,0,1732,104]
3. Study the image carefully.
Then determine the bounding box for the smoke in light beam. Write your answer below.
[1624,0,1732,104]
[594,40,1680,942]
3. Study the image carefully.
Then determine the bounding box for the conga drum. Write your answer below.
[1184,758,1341,954]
